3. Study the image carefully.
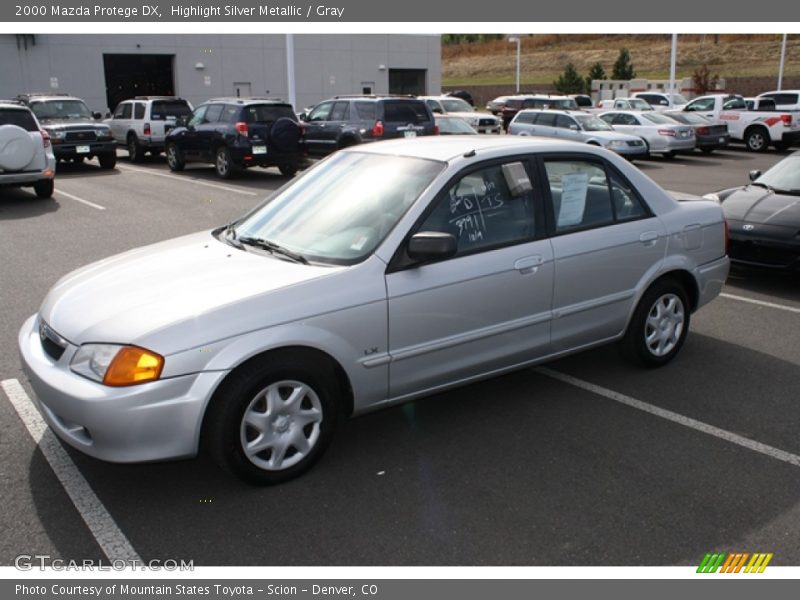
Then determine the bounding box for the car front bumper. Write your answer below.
[52,141,117,159]
[18,314,227,463]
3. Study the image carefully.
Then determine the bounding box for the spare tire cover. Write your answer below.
[269,118,301,154]
[0,124,37,171]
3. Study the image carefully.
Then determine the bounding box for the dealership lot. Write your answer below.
[1,147,799,566]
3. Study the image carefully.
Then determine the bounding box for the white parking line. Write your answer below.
[720,293,800,314]
[535,367,800,469]
[117,164,258,196]
[54,189,106,211]
[0,378,142,563]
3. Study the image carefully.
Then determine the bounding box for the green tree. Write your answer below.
[585,62,606,91]
[554,63,586,94]
[611,48,636,80]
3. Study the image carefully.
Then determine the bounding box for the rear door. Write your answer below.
[150,99,192,141]
[243,103,300,155]
[538,155,666,351]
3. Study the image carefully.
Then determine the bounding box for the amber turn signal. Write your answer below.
[103,346,164,386]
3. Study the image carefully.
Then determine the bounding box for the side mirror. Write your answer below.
[407,232,457,263]
[93,111,102,119]
[298,112,308,122]
[431,107,443,114]
[177,115,189,127]
[569,124,579,131]
[749,170,761,182]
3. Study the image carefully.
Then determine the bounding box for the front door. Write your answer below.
[386,159,554,399]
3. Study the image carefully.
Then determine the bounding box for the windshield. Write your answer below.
[441,98,473,112]
[31,100,93,121]
[574,114,614,131]
[232,152,445,265]
[671,93,689,105]
[755,154,800,192]
[642,112,680,125]
[436,116,476,134]
[629,98,652,111]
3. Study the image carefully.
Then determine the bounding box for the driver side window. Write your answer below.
[309,102,333,122]
[188,105,207,127]
[417,162,538,257]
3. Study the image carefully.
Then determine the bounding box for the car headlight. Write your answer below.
[608,140,628,148]
[98,127,113,138]
[70,344,164,386]
[47,129,66,140]
[701,193,721,203]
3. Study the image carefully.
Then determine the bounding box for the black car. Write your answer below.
[446,89,475,106]
[300,95,437,156]
[707,152,800,270]
[19,93,117,169]
[165,98,304,179]
[664,111,730,154]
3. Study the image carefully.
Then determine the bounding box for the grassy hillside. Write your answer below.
[442,34,800,86]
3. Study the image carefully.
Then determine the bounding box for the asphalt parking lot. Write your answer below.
[1,145,798,567]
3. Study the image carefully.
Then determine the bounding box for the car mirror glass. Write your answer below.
[749,170,761,182]
[93,112,102,119]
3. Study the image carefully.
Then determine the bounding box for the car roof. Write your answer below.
[205,97,290,105]
[347,135,604,163]
[517,109,585,116]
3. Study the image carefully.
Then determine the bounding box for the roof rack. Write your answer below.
[331,94,416,99]
[15,93,73,104]
[206,96,286,103]
[133,96,183,100]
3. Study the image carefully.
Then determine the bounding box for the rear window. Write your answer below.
[382,101,431,124]
[243,104,297,123]
[151,100,192,121]
[0,108,38,131]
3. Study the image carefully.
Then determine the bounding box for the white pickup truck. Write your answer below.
[682,94,800,152]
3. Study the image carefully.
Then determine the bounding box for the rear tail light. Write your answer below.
[235,122,249,137]
[781,114,792,126]
[696,126,709,135]
[40,130,51,148]
[143,123,151,136]
[434,124,440,135]
[372,120,384,137]
[658,129,676,136]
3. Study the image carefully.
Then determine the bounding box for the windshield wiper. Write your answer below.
[237,236,309,264]
[750,181,775,193]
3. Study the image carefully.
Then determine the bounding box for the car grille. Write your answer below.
[65,130,98,142]
[627,140,644,146]
[479,118,496,127]
[39,320,67,361]
[729,240,799,269]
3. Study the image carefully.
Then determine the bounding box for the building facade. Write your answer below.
[1,34,442,113]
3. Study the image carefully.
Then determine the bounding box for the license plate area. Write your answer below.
[403,131,417,138]
[76,145,90,153]
[252,145,267,154]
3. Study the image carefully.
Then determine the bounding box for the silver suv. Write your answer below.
[106,96,193,162]
[0,101,56,198]
[509,109,647,158]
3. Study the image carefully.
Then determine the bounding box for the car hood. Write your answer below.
[40,231,340,351]
[587,130,642,142]
[39,119,104,130]
[448,111,490,121]
[721,186,800,225]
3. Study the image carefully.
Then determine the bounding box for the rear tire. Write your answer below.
[98,153,117,169]
[622,278,690,368]
[278,164,298,177]
[744,127,769,153]
[204,355,339,485]
[215,146,237,179]
[127,134,144,162]
[33,179,54,199]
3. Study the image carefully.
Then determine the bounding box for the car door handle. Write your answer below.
[514,255,543,274]
[639,231,659,245]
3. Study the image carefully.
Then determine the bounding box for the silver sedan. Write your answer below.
[599,110,696,157]
[19,137,728,484]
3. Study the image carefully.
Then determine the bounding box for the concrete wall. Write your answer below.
[0,34,441,113]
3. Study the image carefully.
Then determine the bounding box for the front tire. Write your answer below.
[166,143,185,171]
[98,153,117,169]
[623,279,690,367]
[278,164,298,177]
[204,356,339,485]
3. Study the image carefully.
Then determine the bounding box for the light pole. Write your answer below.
[778,33,787,90]
[508,36,521,93]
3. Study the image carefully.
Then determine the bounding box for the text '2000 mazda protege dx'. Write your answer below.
[19,137,729,484]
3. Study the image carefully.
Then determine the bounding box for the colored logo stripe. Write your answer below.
[697,552,773,573]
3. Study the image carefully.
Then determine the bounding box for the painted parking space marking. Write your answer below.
[0,378,141,563]
[54,189,106,211]
[720,293,800,314]
[536,367,800,469]
[116,164,258,196]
